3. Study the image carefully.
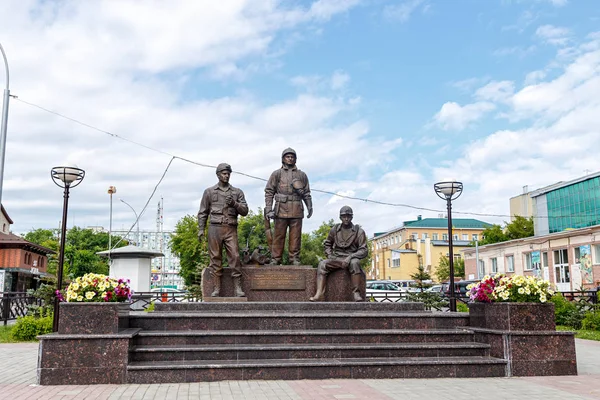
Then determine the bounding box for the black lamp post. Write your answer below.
[434,180,463,312]
[51,166,85,332]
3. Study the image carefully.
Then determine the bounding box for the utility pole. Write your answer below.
[0,43,11,205]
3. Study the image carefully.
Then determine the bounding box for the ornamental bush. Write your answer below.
[467,274,554,303]
[582,311,600,331]
[11,315,53,341]
[64,273,132,302]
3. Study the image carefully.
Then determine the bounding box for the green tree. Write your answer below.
[505,216,534,240]
[434,254,465,282]
[25,227,126,279]
[169,215,208,288]
[237,208,269,256]
[299,219,335,267]
[478,224,508,245]
[478,216,534,245]
[410,263,432,291]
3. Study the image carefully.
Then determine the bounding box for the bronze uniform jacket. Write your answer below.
[265,165,311,219]
[325,223,368,260]
[197,184,248,228]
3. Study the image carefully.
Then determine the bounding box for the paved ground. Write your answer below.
[1,339,599,399]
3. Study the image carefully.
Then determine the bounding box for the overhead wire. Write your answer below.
[13,96,598,222]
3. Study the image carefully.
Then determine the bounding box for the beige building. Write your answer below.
[463,225,600,292]
[369,216,491,282]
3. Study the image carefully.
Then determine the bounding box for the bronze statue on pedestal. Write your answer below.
[310,206,367,302]
[264,148,313,265]
[197,163,248,297]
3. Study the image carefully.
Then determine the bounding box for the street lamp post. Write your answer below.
[51,166,85,332]
[107,186,117,265]
[0,42,11,205]
[119,198,140,246]
[434,180,463,312]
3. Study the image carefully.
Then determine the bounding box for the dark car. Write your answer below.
[441,280,479,299]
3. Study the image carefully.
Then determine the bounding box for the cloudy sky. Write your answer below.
[0,0,598,238]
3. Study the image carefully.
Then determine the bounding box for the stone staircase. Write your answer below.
[126,302,507,382]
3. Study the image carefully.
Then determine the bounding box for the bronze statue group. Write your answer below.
[197,148,368,301]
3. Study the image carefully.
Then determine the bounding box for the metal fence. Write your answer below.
[0,292,43,325]
[1,289,598,324]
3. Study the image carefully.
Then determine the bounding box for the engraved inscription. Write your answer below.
[251,271,306,290]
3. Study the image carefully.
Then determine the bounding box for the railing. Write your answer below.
[0,292,43,325]
[129,292,203,310]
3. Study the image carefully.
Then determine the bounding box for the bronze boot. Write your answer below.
[211,275,221,297]
[233,276,246,297]
[351,274,364,302]
[309,274,326,302]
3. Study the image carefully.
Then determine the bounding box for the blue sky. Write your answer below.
[0,0,599,236]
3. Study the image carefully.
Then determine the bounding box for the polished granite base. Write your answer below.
[37,300,577,384]
[201,265,366,302]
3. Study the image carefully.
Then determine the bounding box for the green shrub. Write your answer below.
[11,315,53,341]
[550,294,585,329]
[144,302,156,312]
[582,312,600,331]
[456,302,469,312]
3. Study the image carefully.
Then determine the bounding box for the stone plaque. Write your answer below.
[251,270,306,290]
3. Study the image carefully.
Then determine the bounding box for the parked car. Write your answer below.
[366,280,405,302]
[441,280,479,299]
[426,284,443,293]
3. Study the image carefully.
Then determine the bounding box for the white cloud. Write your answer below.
[536,24,571,46]
[475,81,515,103]
[432,102,496,131]
[383,0,425,23]
[330,70,351,90]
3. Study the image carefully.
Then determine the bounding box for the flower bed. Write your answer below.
[63,273,132,302]
[467,274,554,303]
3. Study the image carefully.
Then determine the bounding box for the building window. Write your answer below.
[432,233,438,240]
[453,254,461,262]
[462,234,468,240]
[491,258,498,274]
[593,245,600,265]
[422,233,428,240]
[411,233,418,240]
[472,234,478,241]
[442,233,448,241]
[453,234,459,240]
[525,251,541,271]
[506,255,514,272]
[554,249,570,285]
[478,260,485,276]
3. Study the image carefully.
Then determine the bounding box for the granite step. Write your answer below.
[154,301,426,312]
[134,328,476,346]
[130,341,491,362]
[126,356,507,382]
[129,311,469,331]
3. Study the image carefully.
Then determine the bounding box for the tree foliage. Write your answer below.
[169,215,208,288]
[25,227,127,279]
[478,216,534,245]
[410,263,432,291]
[434,254,465,282]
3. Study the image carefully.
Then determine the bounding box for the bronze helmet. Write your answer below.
[339,205,353,216]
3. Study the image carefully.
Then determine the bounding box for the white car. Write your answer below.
[365,281,406,302]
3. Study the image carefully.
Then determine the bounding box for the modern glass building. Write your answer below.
[531,172,600,235]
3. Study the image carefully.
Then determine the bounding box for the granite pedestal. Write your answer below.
[201,265,366,302]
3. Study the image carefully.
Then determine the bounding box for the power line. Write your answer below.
[13,96,599,221]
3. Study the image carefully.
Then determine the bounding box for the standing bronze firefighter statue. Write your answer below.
[198,163,249,297]
[264,148,313,265]
[310,206,367,302]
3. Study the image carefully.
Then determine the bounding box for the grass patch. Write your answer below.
[0,325,18,343]
[557,325,600,341]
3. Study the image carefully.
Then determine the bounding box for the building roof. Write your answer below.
[431,240,473,247]
[529,171,600,198]
[1,205,13,224]
[462,223,600,254]
[403,218,492,229]
[97,245,164,258]
[0,232,55,254]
